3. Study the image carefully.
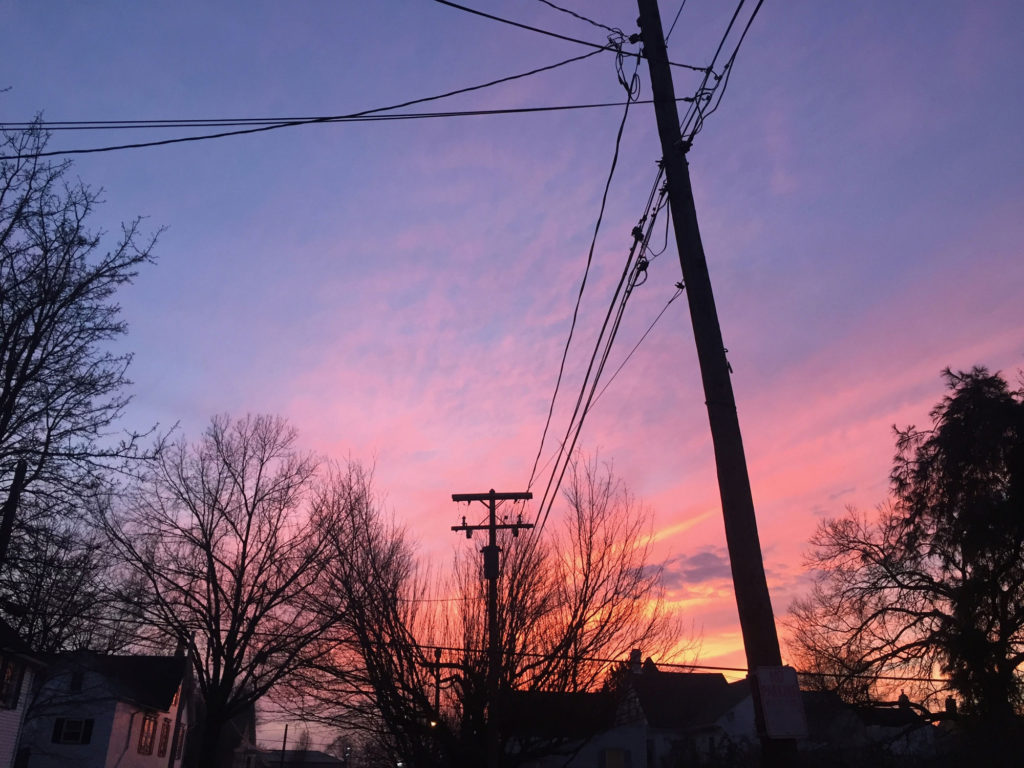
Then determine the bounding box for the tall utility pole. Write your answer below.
[634,0,796,762]
[451,490,533,768]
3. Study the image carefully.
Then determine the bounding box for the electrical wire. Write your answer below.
[689,0,764,136]
[1,97,699,133]
[531,172,666,537]
[588,286,683,410]
[525,48,640,496]
[432,0,707,72]
[665,0,689,42]
[0,48,603,160]
[534,0,621,37]
[73,609,953,686]
[676,0,745,140]
[524,277,677,495]
[678,0,764,144]
[528,0,768,514]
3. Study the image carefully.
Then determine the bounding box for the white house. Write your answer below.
[0,619,43,768]
[18,651,193,768]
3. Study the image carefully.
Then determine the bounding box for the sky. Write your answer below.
[3,0,1023,726]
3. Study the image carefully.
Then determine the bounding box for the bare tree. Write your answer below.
[0,500,135,652]
[0,120,158,503]
[104,414,350,766]
[288,454,684,767]
[0,120,158,648]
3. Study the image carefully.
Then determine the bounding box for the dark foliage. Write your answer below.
[790,367,1024,720]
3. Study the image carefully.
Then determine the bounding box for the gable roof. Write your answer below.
[48,652,187,711]
[93,654,186,710]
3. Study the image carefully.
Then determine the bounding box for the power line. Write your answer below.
[525,51,640,496]
[534,0,622,37]
[689,0,765,137]
[588,286,683,410]
[398,643,952,685]
[526,0,769,522]
[1,97,699,133]
[0,48,603,160]
[678,0,765,144]
[433,0,707,72]
[524,280,680,498]
[95,610,954,686]
[665,0,689,42]
[531,179,667,537]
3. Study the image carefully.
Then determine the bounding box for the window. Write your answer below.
[51,718,94,745]
[138,714,157,755]
[174,723,185,759]
[157,718,171,757]
[0,657,24,709]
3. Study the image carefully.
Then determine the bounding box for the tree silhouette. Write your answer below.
[286,455,684,767]
[104,415,352,766]
[790,367,1024,720]
[0,120,158,649]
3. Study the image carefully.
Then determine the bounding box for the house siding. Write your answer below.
[103,702,184,768]
[0,664,33,768]
[20,659,190,768]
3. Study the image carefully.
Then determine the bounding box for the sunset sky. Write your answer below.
[3,0,1022,703]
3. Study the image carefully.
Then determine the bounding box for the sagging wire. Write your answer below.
[535,0,623,38]
[678,0,764,145]
[530,175,672,539]
[525,36,641,494]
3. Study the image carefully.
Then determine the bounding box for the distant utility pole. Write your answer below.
[451,490,533,768]
[634,0,796,763]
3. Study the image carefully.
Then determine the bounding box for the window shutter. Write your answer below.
[12,665,23,707]
[82,719,94,745]
[52,719,65,743]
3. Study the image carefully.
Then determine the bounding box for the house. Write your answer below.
[857,697,936,758]
[0,619,44,768]
[499,652,922,767]
[503,689,629,767]
[18,651,193,768]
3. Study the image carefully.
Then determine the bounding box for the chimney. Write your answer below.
[629,649,642,675]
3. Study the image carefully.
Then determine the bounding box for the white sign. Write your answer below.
[754,665,808,739]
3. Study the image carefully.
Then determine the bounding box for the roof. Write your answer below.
[502,690,617,739]
[858,703,930,729]
[631,670,740,730]
[800,689,855,737]
[50,652,187,711]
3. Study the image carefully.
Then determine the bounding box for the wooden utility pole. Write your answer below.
[634,0,797,762]
[451,490,533,768]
